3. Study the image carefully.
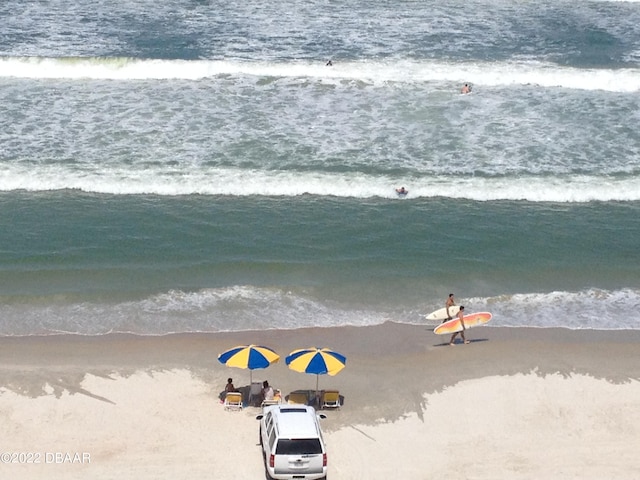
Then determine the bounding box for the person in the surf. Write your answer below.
[461,83,472,94]
[396,186,408,195]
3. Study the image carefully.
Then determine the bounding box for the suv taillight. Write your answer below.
[323,453,327,466]
[270,454,275,468]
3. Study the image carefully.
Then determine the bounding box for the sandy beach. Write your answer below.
[1,323,639,479]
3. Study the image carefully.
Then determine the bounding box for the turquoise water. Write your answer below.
[1,0,639,334]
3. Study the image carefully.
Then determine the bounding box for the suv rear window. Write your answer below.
[275,439,323,455]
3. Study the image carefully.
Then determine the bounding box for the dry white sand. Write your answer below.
[1,324,639,479]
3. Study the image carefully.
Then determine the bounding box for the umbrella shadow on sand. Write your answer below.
[217,345,280,407]
[284,389,346,408]
[284,347,347,409]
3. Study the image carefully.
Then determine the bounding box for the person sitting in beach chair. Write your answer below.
[262,388,282,408]
[224,378,237,395]
[262,380,274,403]
[219,377,238,402]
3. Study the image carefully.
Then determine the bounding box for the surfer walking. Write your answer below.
[449,306,469,346]
[445,293,456,320]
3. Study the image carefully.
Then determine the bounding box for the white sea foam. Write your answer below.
[0,287,637,336]
[0,286,384,336]
[2,164,639,202]
[468,289,640,330]
[1,57,639,92]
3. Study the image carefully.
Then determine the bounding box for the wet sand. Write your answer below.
[1,323,639,479]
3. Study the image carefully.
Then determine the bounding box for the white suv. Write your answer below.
[256,405,328,480]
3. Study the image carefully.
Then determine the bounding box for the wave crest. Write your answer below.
[2,56,639,92]
[2,165,640,202]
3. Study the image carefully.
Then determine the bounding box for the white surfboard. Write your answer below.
[424,305,461,321]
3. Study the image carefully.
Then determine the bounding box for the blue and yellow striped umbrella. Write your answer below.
[285,347,346,396]
[218,344,280,384]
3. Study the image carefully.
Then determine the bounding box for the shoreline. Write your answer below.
[1,324,639,478]
[2,324,640,412]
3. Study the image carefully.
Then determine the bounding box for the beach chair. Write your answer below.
[262,389,283,409]
[287,391,308,405]
[321,390,341,409]
[223,392,243,411]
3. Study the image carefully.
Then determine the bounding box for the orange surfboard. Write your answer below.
[433,312,492,335]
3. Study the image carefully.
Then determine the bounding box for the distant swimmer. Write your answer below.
[461,83,472,94]
[326,60,333,66]
[396,186,408,196]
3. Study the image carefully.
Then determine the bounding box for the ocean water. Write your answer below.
[1,0,639,335]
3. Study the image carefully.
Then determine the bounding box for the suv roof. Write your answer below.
[266,406,321,438]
